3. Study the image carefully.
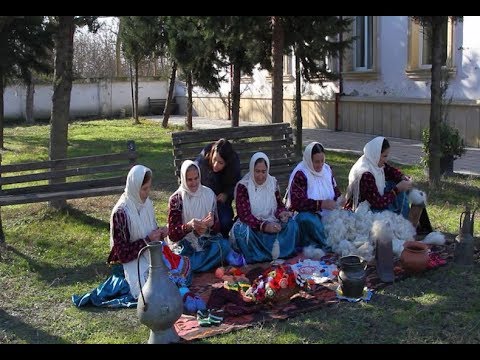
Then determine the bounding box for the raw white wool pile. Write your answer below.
[303,245,326,260]
[322,201,417,262]
[408,188,427,206]
[420,231,446,245]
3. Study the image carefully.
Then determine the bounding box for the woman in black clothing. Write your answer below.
[195,138,241,237]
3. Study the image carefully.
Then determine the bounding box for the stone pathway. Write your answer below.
[149,115,480,176]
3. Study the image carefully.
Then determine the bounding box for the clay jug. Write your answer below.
[338,255,367,298]
[137,241,183,344]
[400,241,429,274]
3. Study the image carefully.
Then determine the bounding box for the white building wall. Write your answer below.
[189,16,480,103]
[343,16,480,101]
[192,64,338,100]
[458,16,480,100]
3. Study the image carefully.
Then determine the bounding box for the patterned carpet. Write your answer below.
[174,242,452,341]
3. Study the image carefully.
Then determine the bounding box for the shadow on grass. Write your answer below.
[60,206,109,231]
[0,308,68,344]
[5,244,110,286]
[227,263,480,344]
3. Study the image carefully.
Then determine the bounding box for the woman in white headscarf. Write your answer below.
[285,142,344,249]
[107,165,191,299]
[345,136,413,218]
[230,152,298,264]
[168,160,235,272]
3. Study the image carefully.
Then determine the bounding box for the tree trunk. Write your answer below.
[185,72,193,130]
[115,18,122,77]
[440,154,454,176]
[0,70,5,150]
[162,61,177,128]
[134,58,139,124]
[0,72,4,241]
[271,16,284,124]
[294,49,303,157]
[49,16,75,210]
[231,64,241,127]
[427,18,445,188]
[129,61,134,120]
[26,78,35,124]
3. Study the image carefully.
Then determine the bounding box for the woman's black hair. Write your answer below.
[254,157,268,168]
[381,138,390,153]
[142,170,152,185]
[212,138,235,166]
[205,138,238,185]
[311,143,325,160]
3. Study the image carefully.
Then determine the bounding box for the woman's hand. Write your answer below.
[202,212,214,228]
[396,179,413,192]
[321,199,337,210]
[158,226,168,239]
[216,193,227,203]
[336,195,347,208]
[186,218,209,235]
[278,211,292,223]
[264,221,282,234]
[148,228,163,242]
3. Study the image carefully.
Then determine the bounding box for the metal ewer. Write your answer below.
[137,241,183,344]
[454,207,477,267]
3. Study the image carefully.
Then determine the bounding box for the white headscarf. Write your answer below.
[285,142,335,213]
[346,136,386,210]
[110,164,157,249]
[177,160,217,241]
[235,152,278,222]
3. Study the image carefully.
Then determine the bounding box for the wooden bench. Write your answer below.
[147,97,178,115]
[171,123,297,194]
[0,140,138,241]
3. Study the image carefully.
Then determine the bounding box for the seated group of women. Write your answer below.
[108,136,414,300]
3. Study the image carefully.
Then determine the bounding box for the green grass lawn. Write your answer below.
[0,118,479,344]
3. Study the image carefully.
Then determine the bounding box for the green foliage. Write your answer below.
[119,16,164,63]
[0,16,54,84]
[1,119,480,343]
[163,16,227,93]
[284,16,353,83]
[421,121,466,166]
[421,74,466,167]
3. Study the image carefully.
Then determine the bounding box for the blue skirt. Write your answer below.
[230,218,298,264]
[371,181,410,219]
[294,211,330,251]
[178,234,232,272]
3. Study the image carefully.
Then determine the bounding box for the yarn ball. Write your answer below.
[215,267,225,279]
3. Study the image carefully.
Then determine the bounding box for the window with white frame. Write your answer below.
[354,16,374,70]
[342,16,378,80]
[283,54,294,81]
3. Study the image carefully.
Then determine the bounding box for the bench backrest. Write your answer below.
[148,97,177,115]
[171,123,297,194]
[0,141,137,206]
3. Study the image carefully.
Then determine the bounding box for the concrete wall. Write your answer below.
[4,78,172,120]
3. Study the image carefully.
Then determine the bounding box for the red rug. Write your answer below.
[174,244,450,341]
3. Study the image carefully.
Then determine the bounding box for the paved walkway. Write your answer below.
[150,115,480,176]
